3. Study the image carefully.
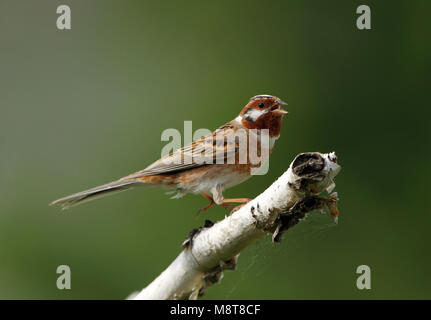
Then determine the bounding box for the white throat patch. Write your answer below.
[244,108,265,122]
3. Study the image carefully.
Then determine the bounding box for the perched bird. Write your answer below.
[50,94,288,211]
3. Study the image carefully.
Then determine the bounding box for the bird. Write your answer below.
[50,94,288,211]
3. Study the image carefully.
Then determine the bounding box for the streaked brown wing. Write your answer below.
[122,121,243,179]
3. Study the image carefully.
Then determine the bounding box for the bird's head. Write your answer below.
[238,94,288,137]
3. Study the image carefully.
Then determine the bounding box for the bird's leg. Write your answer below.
[214,185,251,211]
[220,198,252,213]
[197,193,215,214]
[197,193,236,213]
[220,198,252,204]
[221,202,235,210]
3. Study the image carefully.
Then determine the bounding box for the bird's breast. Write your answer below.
[173,164,252,194]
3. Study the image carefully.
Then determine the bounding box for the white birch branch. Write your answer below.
[130,152,341,300]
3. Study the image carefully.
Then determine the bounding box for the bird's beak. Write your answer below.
[274,108,288,115]
[272,99,288,115]
[277,99,288,106]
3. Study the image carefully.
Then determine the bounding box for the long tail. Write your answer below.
[50,179,141,210]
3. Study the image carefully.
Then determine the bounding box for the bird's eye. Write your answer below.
[258,102,264,108]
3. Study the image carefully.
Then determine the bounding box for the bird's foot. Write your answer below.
[221,198,251,214]
[197,194,250,214]
[196,201,216,214]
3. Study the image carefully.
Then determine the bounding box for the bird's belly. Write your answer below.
[175,164,251,194]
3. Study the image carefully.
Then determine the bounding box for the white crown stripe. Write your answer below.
[250,94,276,101]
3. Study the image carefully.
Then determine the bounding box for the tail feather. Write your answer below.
[50,179,140,210]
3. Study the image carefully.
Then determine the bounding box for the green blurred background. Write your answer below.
[0,0,429,299]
